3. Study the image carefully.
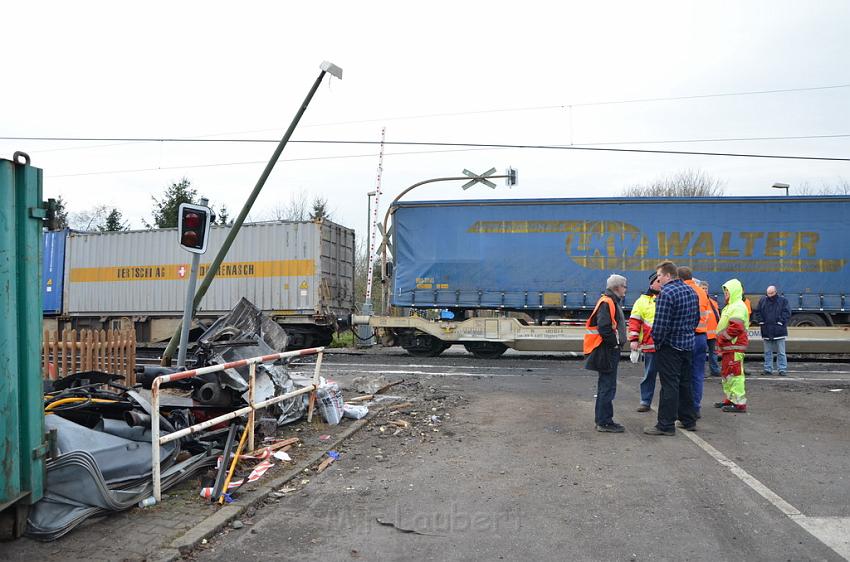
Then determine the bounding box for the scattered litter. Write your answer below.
[347,395,374,403]
[343,404,369,419]
[430,415,441,424]
[351,375,389,394]
[300,479,310,485]
[319,434,331,441]
[375,379,406,395]
[389,420,410,429]
[829,389,843,392]
[231,520,244,529]
[389,401,414,411]
[375,517,441,536]
[273,451,292,462]
[317,380,344,425]
[317,451,340,473]
[138,496,156,508]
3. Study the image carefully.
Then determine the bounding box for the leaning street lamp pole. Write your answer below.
[161,61,343,366]
[377,167,517,315]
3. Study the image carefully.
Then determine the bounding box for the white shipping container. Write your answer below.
[63,220,354,317]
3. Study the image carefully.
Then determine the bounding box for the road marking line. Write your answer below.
[321,362,543,371]
[681,430,850,560]
[747,378,849,383]
[291,368,525,378]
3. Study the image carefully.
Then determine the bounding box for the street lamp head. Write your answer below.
[772,183,790,190]
[367,191,377,197]
[319,61,343,80]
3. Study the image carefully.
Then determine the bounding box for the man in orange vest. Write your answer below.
[678,266,710,418]
[584,274,628,433]
[700,280,721,378]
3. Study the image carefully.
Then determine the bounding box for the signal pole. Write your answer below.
[177,197,209,368]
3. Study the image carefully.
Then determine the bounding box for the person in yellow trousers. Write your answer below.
[714,279,750,412]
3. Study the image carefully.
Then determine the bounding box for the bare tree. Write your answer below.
[269,189,310,221]
[785,179,849,195]
[621,169,726,197]
[69,204,110,231]
[818,178,850,195]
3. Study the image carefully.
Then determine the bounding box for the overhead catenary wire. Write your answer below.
[14,137,847,180]
[4,81,849,153]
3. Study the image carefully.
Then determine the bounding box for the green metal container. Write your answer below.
[0,153,47,537]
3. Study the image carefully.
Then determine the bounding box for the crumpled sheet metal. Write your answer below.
[197,298,307,425]
[26,416,214,541]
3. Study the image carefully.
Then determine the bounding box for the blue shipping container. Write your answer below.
[42,229,66,314]
[391,196,850,312]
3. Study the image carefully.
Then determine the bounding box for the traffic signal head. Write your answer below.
[178,203,212,254]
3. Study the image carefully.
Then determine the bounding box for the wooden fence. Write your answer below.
[42,329,137,386]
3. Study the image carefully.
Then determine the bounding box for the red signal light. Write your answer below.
[184,212,201,228]
[181,231,199,247]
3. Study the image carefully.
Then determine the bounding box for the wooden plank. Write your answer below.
[42,329,50,378]
[128,330,136,385]
[61,328,69,377]
[70,329,77,374]
[51,330,59,380]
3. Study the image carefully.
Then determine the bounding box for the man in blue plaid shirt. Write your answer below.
[644,261,700,436]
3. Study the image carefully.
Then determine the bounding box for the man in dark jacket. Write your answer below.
[643,261,700,436]
[756,286,791,376]
[584,274,628,433]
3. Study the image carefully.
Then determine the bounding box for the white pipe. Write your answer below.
[151,347,324,503]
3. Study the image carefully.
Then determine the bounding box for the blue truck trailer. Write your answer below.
[363,196,850,357]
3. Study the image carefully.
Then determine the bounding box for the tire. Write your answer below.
[463,341,508,359]
[788,313,827,327]
[402,334,447,357]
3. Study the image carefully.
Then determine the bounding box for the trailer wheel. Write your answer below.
[402,334,447,357]
[788,313,827,327]
[463,341,507,359]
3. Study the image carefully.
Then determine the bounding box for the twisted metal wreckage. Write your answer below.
[31,299,324,541]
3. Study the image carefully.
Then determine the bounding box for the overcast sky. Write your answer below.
[2,1,849,239]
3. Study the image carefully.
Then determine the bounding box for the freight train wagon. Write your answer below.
[367,196,850,357]
[43,220,355,349]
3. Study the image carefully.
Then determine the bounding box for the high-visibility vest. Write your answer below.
[628,293,656,352]
[706,298,720,340]
[584,295,617,355]
[685,279,711,334]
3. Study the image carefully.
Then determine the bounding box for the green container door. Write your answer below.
[0,153,47,532]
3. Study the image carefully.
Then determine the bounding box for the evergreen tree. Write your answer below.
[98,208,129,232]
[310,196,329,221]
[52,195,69,230]
[145,178,197,228]
[217,204,232,226]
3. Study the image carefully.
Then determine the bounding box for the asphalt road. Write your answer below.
[196,348,850,562]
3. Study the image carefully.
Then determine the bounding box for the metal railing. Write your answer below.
[151,347,325,503]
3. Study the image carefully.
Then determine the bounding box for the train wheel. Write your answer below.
[463,341,507,359]
[788,313,827,327]
[402,334,447,357]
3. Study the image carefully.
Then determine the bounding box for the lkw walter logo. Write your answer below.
[468,220,845,273]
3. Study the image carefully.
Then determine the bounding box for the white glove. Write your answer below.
[630,350,640,364]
